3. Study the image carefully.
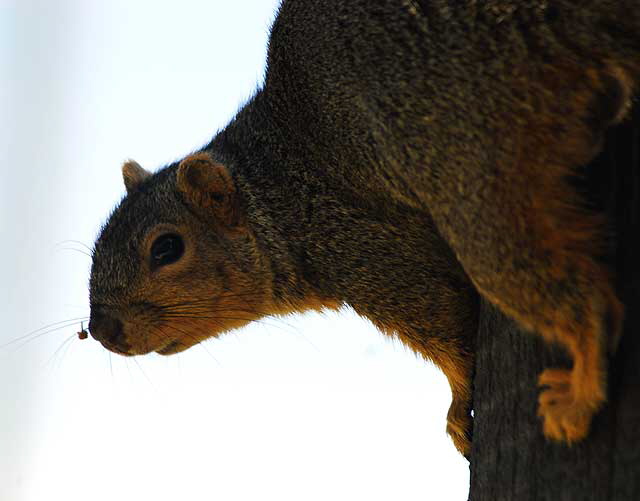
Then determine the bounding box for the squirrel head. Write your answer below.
[88,152,273,356]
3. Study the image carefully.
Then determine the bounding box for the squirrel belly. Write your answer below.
[88,1,639,455]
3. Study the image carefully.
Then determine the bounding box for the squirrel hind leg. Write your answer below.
[419,61,632,445]
[475,253,622,444]
[464,212,623,443]
[536,287,623,443]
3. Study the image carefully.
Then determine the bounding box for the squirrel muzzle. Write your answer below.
[88,306,132,356]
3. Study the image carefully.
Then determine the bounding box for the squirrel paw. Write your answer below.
[537,368,604,443]
[446,403,473,457]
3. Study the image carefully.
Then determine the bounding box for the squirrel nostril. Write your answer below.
[88,307,126,346]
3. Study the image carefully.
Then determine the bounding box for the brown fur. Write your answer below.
[89,1,640,456]
[373,313,475,454]
[459,62,633,442]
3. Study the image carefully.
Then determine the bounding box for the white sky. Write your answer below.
[1,1,469,500]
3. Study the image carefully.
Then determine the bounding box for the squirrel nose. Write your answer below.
[88,306,128,350]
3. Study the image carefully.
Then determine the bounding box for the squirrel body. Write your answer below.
[89,1,639,455]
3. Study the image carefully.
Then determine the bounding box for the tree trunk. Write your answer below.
[469,105,640,500]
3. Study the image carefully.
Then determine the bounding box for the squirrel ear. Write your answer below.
[177,152,241,226]
[122,160,152,193]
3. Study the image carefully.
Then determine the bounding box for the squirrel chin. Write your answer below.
[155,340,191,356]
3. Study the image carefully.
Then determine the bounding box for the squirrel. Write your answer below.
[88,1,639,457]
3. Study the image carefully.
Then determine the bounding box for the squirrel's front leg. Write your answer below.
[372,317,476,457]
[437,342,474,457]
[428,154,620,445]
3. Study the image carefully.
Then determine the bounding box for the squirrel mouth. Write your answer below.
[105,344,135,356]
[156,340,187,355]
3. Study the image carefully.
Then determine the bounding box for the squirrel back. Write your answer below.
[88,1,639,454]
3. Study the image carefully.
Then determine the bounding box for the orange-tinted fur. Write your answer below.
[386,322,474,454]
[89,1,640,456]
[490,63,631,441]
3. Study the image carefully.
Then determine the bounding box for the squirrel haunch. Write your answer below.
[88,0,639,456]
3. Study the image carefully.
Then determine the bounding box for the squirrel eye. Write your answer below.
[150,233,184,268]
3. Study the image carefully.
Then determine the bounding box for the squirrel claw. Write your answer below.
[538,368,572,389]
[537,368,601,444]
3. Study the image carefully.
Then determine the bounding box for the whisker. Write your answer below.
[154,291,267,309]
[133,357,153,386]
[0,317,89,348]
[231,309,304,331]
[58,247,92,259]
[162,306,270,316]
[158,323,221,366]
[6,318,90,351]
[160,313,271,328]
[59,331,77,368]
[124,358,133,382]
[159,306,323,352]
[153,321,203,346]
[178,301,315,324]
[161,304,270,315]
[2,316,90,349]
[160,303,302,320]
[145,325,178,352]
[159,313,299,334]
[55,239,94,254]
[44,333,76,371]
[146,325,169,344]
[155,312,315,358]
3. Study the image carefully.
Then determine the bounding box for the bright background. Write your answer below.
[1,1,469,500]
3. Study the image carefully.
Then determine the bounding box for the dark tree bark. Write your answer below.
[469,105,640,501]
